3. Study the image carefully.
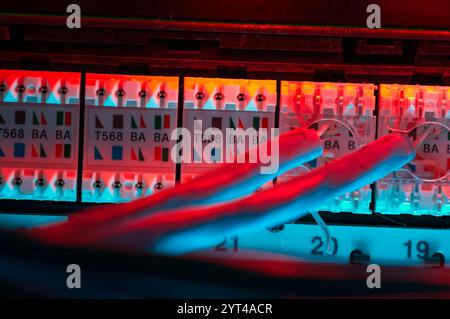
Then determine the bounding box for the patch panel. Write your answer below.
[181,77,277,183]
[376,84,450,216]
[82,74,179,203]
[0,70,448,220]
[0,70,80,201]
[279,81,376,213]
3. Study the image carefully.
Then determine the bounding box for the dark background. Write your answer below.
[2,0,450,30]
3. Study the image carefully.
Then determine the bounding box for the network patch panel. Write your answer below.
[0,70,448,218]
[279,81,376,213]
[0,70,80,201]
[376,84,450,216]
[181,77,277,182]
[82,73,179,203]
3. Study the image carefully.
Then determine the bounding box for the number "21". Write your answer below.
[215,236,239,252]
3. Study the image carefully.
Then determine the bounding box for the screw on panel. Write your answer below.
[55,178,65,188]
[112,181,122,189]
[195,92,204,100]
[16,85,25,93]
[59,86,68,95]
[424,252,445,268]
[135,181,145,190]
[13,177,22,186]
[93,180,103,189]
[153,182,164,191]
[96,88,105,97]
[116,89,125,97]
[237,93,246,101]
[0,83,6,101]
[116,89,125,106]
[139,90,147,107]
[256,94,265,102]
[17,84,25,102]
[39,86,48,94]
[350,249,371,265]
[35,178,46,187]
[158,91,167,99]
[59,86,68,104]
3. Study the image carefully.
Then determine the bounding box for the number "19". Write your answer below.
[404,240,429,259]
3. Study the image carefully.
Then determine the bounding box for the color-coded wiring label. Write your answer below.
[0,104,78,168]
[84,107,176,171]
[182,109,274,174]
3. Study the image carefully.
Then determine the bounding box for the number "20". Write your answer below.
[310,236,338,256]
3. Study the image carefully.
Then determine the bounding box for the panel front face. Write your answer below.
[377,84,450,216]
[82,74,178,203]
[280,81,377,214]
[0,70,80,201]
[181,77,277,185]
